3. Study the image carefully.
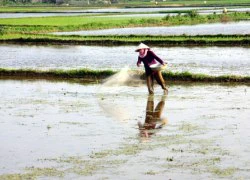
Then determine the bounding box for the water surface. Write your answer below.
[0,44,249,76]
[0,79,249,179]
[54,21,250,36]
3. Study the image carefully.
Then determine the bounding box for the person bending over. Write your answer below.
[136,43,168,94]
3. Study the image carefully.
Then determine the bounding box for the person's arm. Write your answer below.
[149,51,165,65]
[137,57,141,67]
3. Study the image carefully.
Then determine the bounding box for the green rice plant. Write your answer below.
[0,12,249,35]
[1,33,250,46]
[187,10,199,18]
[0,25,4,35]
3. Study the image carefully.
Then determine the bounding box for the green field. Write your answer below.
[0,12,249,26]
[1,12,249,34]
[0,6,94,12]
[0,8,249,46]
[1,11,250,46]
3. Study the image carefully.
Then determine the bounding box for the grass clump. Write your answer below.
[0,167,64,180]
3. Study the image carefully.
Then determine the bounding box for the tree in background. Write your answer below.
[0,0,122,4]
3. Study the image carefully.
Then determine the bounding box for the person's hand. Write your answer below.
[137,63,141,67]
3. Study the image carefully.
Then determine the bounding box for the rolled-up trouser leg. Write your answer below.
[155,71,168,94]
[146,75,154,94]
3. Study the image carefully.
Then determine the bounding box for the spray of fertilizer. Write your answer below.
[102,66,130,87]
[96,66,142,123]
[98,65,143,93]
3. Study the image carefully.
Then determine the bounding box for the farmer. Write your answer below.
[136,43,168,94]
[138,95,168,138]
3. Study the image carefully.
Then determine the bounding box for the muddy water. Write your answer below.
[54,21,250,36]
[1,44,249,76]
[0,79,249,179]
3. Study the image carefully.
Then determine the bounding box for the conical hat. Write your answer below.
[135,43,150,52]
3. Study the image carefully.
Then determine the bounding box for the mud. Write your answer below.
[0,79,249,179]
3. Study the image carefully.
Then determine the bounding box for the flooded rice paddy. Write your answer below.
[0,44,249,76]
[0,7,249,18]
[54,21,250,36]
[0,79,249,179]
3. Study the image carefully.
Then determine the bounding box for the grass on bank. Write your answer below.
[0,68,249,83]
[0,34,249,46]
[0,12,249,34]
[0,68,114,79]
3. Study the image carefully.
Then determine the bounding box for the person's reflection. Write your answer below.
[138,95,168,138]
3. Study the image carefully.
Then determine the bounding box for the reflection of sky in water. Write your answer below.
[54,21,250,36]
[0,44,249,76]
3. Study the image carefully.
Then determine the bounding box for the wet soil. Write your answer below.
[0,79,249,179]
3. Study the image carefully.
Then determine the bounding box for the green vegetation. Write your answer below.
[162,71,250,83]
[210,167,237,177]
[0,68,249,83]
[0,12,249,34]
[0,11,249,46]
[0,167,64,179]
[1,0,250,7]
[1,34,249,46]
[0,68,114,79]
[0,6,96,12]
[123,0,250,7]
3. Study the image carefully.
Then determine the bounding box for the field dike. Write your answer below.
[0,68,249,84]
[1,34,250,46]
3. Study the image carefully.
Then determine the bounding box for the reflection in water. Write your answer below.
[138,95,168,138]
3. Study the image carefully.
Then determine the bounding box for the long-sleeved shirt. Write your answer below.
[137,50,164,76]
